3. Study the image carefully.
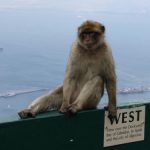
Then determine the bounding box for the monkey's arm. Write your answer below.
[60,75,77,112]
[105,77,117,116]
[64,77,76,101]
[60,57,78,112]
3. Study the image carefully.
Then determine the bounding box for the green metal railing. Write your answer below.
[0,103,149,150]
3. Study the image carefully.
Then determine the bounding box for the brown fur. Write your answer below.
[18,20,117,119]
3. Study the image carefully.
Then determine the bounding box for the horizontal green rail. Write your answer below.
[0,103,149,150]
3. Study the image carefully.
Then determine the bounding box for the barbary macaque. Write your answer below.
[18,20,117,119]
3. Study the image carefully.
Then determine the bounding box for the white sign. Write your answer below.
[104,105,145,147]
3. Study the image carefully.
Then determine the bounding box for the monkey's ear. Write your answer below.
[101,25,105,33]
[78,26,81,32]
[78,26,82,35]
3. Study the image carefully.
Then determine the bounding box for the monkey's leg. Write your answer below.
[18,85,63,119]
[69,76,104,113]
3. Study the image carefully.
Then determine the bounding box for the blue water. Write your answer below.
[0,0,150,119]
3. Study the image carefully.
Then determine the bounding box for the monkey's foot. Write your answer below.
[18,109,36,119]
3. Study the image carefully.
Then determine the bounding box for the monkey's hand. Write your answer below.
[104,105,117,118]
[68,103,81,114]
[59,102,71,113]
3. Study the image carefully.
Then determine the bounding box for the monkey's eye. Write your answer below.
[82,31,99,37]
[91,32,100,36]
[89,32,95,36]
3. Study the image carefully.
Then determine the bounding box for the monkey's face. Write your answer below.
[78,20,105,49]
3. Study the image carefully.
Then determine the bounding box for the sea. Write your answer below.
[0,0,150,120]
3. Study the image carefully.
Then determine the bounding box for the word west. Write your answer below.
[103,106,145,147]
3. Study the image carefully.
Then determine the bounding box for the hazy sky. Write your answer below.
[0,0,150,14]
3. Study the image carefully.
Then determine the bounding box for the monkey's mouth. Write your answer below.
[84,39,93,45]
